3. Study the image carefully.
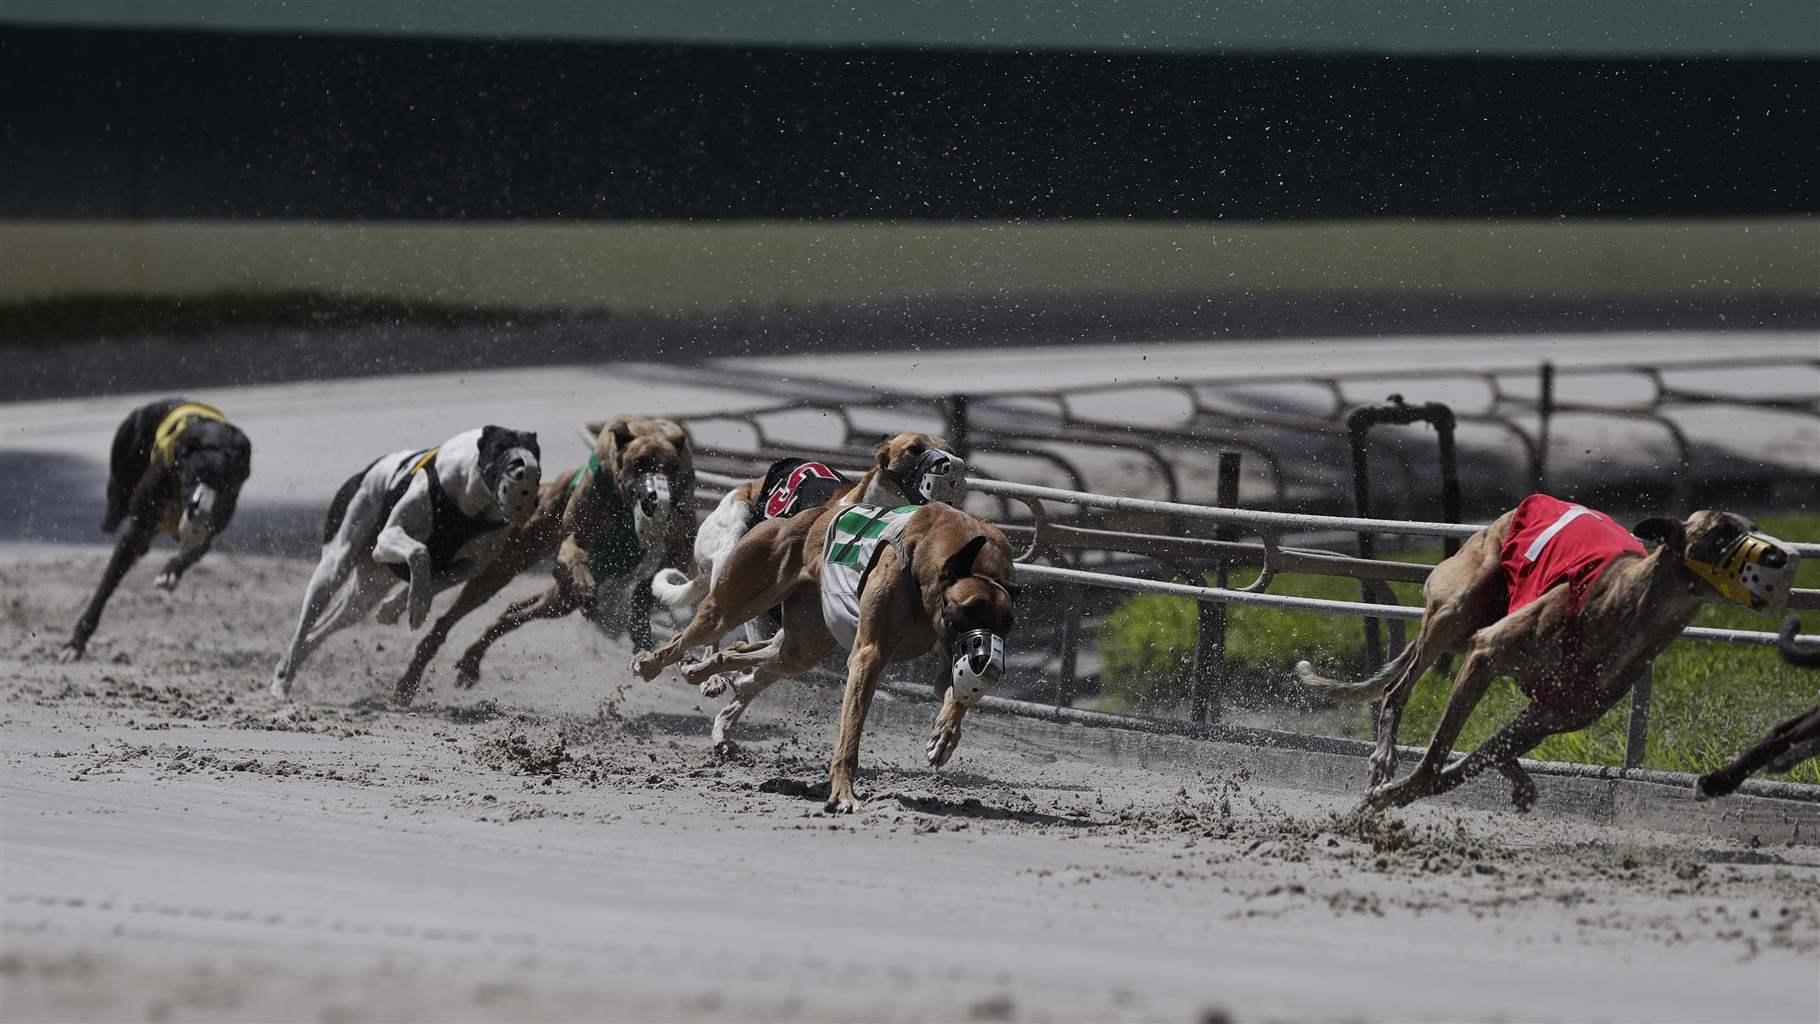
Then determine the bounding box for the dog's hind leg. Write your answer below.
[61,519,158,662]
[1698,703,1820,799]
[631,575,795,681]
[454,581,581,687]
[272,540,362,697]
[1364,582,1496,788]
[1423,703,1595,812]
[394,558,529,704]
[710,625,834,754]
[710,670,777,756]
[683,628,786,686]
[1362,644,1503,813]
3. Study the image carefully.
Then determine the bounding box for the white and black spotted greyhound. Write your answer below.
[61,398,252,662]
[271,426,541,699]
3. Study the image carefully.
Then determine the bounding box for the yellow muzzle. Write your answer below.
[1683,532,1798,612]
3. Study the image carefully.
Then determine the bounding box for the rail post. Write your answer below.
[1346,396,1462,672]
[1055,582,1080,708]
[1537,360,1554,494]
[1189,453,1242,724]
[1625,665,1653,769]
[945,393,972,461]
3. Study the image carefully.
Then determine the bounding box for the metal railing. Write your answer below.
[663,354,1819,520]
[666,451,1817,775]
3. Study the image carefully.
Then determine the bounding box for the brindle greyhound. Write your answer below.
[1297,497,1796,814]
[390,416,696,704]
[1695,616,1820,799]
[631,500,1016,812]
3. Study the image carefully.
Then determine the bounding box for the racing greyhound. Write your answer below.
[60,398,252,662]
[1695,616,1820,799]
[271,426,541,699]
[1296,495,1797,814]
[632,500,1017,812]
[389,416,696,704]
[648,432,966,701]
[649,432,966,615]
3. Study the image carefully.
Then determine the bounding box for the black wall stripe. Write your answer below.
[3,25,1815,221]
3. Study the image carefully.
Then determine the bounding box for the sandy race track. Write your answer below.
[4,545,1819,1023]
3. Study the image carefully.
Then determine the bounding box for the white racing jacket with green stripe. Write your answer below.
[820,503,918,650]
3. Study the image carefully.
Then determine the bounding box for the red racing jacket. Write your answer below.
[1496,494,1646,714]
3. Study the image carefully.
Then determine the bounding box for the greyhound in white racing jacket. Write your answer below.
[271,426,541,699]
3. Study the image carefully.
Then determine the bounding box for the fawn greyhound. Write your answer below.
[632,499,1016,812]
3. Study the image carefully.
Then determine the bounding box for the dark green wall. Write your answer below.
[3,24,1815,222]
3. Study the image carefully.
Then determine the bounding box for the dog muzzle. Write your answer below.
[496,450,542,523]
[1685,532,1798,612]
[904,450,967,505]
[949,629,1005,706]
[178,484,216,549]
[632,473,672,541]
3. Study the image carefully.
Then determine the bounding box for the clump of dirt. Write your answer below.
[479,726,570,776]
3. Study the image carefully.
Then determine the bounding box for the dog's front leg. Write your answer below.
[372,523,433,630]
[826,641,889,813]
[153,539,211,592]
[1698,704,1820,799]
[927,665,967,768]
[61,519,157,662]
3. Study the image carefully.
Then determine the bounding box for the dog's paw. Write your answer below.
[927,727,962,768]
[268,676,292,701]
[407,595,432,631]
[824,791,863,814]
[153,569,181,592]
[374,598,404,626]
[1694,772,1731,801]
[1509,777,1538,814]
[453,663,481,690]
[629,652,664,682]
[712,738,742,761]
[1293,659,1317,682]
[57,643,85,664]
[699,672,733,699]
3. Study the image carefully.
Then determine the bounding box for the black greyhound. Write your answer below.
[60,398,252,661]
[1696,616,1820,798]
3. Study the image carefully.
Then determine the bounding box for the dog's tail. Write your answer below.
[650,568,706,609]
[1293,642,1421,703]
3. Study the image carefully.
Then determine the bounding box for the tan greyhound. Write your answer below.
[631,499,1017,812]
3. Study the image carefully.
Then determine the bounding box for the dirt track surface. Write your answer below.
[5,547,1820,1022]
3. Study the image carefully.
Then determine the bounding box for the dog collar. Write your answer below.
[152,402,229,468]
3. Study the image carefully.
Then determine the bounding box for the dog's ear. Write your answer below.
[875,434,895,467]
[1004,582,1022,603]
[940,535,990,586]
[598,417,637,463]
[651,418,689,451]
[1631,516,1686,556]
